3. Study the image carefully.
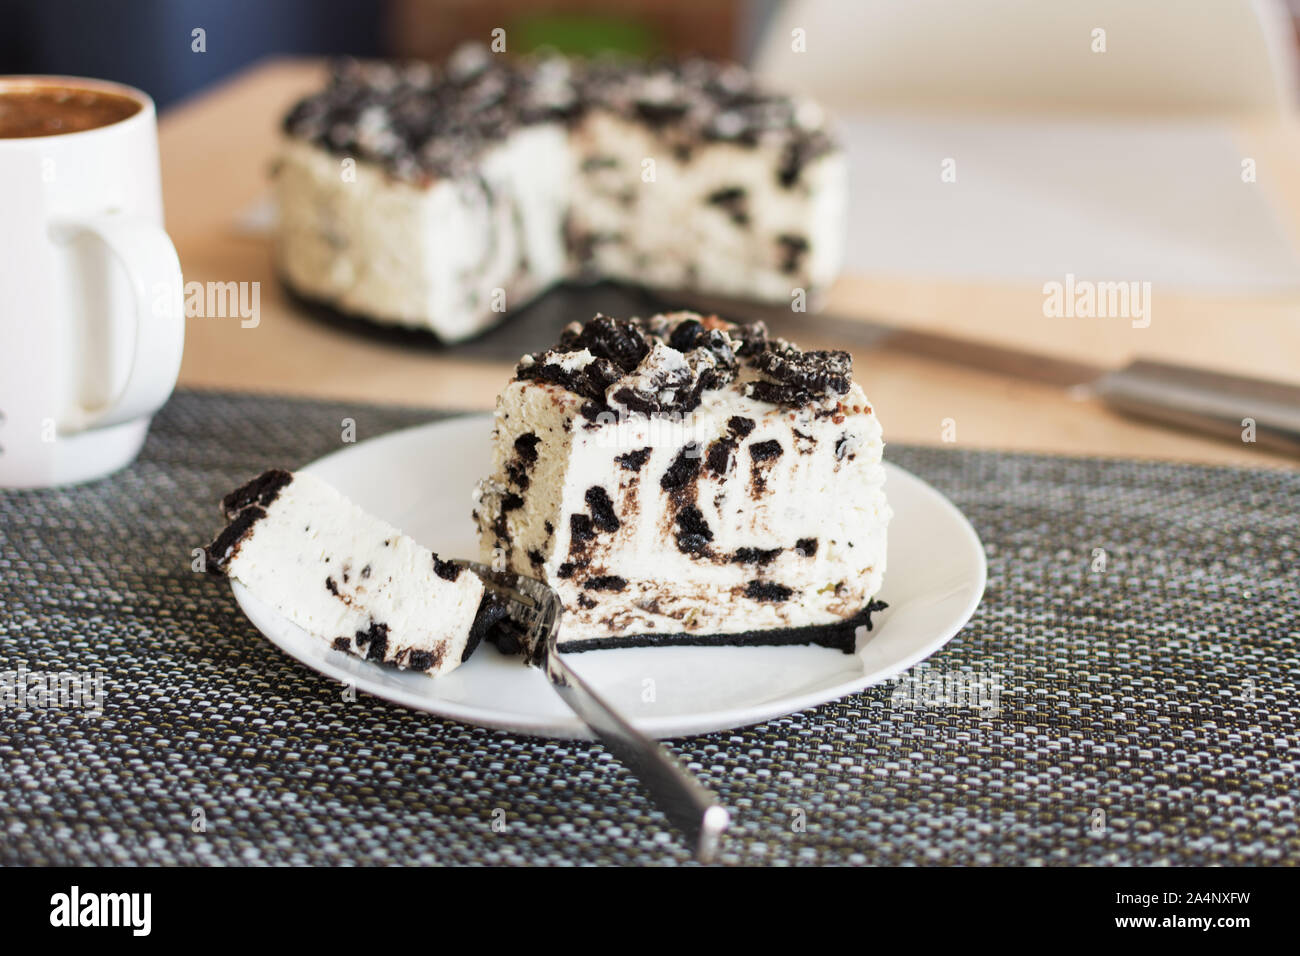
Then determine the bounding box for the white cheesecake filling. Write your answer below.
[567,111,847,301]
[275,126,572,343]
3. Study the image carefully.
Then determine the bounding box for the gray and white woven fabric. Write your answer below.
[1,389,1297,866]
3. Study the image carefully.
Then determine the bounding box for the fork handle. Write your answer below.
[544,653,730,862]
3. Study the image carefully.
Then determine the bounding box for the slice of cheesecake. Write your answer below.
[274,48,845,343]
[473,312,890,652]
[207,469,486,676]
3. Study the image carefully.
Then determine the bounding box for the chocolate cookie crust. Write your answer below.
[559,599,888,654]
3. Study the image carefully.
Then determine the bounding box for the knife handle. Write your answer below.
[1096,360,1300,457]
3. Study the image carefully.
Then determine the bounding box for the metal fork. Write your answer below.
[454,560,731,862]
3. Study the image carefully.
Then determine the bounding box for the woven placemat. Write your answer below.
[1,389,1297,866]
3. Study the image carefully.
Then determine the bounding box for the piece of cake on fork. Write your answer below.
[207,469,487,676]
[472,312,890,653]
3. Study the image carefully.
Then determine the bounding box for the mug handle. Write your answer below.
[50,214,185,431]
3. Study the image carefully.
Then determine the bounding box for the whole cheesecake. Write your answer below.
[473,312,890,652]
[274,46,846,343]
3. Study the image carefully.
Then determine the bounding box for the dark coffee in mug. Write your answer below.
[0,85,141,138]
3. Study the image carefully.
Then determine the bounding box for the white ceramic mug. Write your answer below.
[0,76,183,488]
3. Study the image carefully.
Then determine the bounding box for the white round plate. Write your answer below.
[232,415,986,739]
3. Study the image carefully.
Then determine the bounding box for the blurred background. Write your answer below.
[6,0,1299,462]
[8,0,1300,293]
[4,0,1300,112]
[3,0,774,109]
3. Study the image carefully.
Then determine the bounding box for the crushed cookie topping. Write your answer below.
[515,312,853,419]
[284,47,835,187]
